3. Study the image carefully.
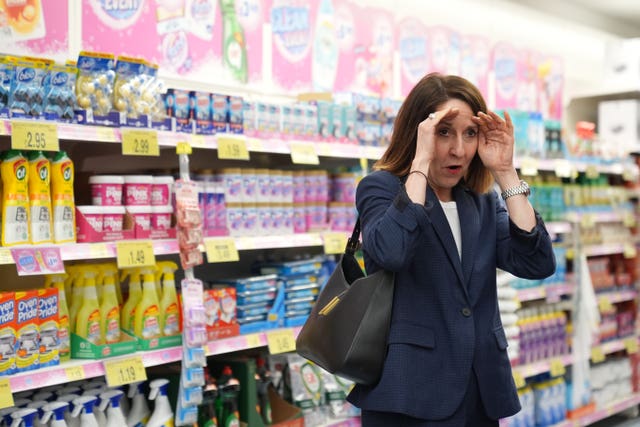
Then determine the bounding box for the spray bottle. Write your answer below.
[133,268,161,340]
[126,382,150,427]
[98,390,127,427]
[75,268,103,345]
[53,394,79,427]
[99,264,120,344]
[67,267,84,334]
[114,386,130,419]
[157,262,180,336]
[9,409,38,427]
[40,402,69,427]
[70,396,99,427]
[49,273,70,361]
[0,408,17,427]
[82,389,107,427]
[25,402,48,427]
[215,366,240,427]
[120,269,142,332]
[50,151,76,244]
[147,379,173,427]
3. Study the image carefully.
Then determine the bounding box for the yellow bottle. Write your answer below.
[27,151,53,244]
[134,268,161,340]
[50,151,76,243]
[157,262,181,337]
[99,264,121,344]
[49,274,71,362]
[1,150,30,246]
[121,268,142,332]
[75,268,103,345]
[67,266,84,334]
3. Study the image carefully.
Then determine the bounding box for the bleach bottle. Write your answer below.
[98,390,127,427]
[10,409,38,427]
[70,396,99,427]
[126,382,150,427]
[82,389,107,427]
[40,402,69,427]
[25,402,48,427]
[147,379,173,427]
[53,394,80,427]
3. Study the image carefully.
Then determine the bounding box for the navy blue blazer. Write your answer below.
[347,170,556,420]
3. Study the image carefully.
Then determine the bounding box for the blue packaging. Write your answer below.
[227,95,244,134]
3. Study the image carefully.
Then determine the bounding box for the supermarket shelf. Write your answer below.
[514,156,639,177]
[205,326,302,356]
[547,222,573,235]
[597,289,638,305]
[9,346,183,393]
[567,211,635,224]
[516,282,575,302]
[584,243,628,257]
[550,394,640,427]
[320,417,361,427]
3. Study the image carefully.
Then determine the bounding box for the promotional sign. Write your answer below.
[460,34,490,100]
[397,17,429,96]
[332,0,357,92]
[492,41,519,110]
[537,55,564,120]
[354,6,394,96]
[516,48,540,112]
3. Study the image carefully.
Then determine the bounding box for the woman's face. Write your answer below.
[427,98,479,202]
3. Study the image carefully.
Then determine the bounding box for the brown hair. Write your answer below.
[374,73,494,194]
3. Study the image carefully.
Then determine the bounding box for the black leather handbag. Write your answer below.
[295,218,395,385]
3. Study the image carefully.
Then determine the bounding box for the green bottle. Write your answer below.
[220,0,248,83]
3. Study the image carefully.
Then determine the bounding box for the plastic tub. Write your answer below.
[126,205,153,231]
[102,206,126,232]
[77,206,104,232]
[124,175,153,206]
[89,175,124,206]
[151,205,173,230]
[151,176,174,206]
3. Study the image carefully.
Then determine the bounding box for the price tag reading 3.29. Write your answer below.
[104,356,147,387]
[116,241,156,269]
[11,121,59,152]
[121,129,160,156]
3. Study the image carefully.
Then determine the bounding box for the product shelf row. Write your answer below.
[550,393,640,427]
[320,417,361,427]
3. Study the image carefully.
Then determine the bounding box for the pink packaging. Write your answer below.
[255,169,270,203]
[221,168,243,204]
[89,175,124,206]
[293,171,305,203]
[329,202,349,231]
[124,176,153,206]
[204,182,217,231]
[293,203,307,233]
[151,176,174,206]
[283,204,294,234]
[257,204,272,236]
[306,202,327,231]
[282,171,293,203]
[269,170,283,202]
[126,206,152,231]
[226,203,243,236]
[241,169,257,203]
[77,206,104,232]
[151,206,174,230]
[242,204,257,236]
[102,206,126,232]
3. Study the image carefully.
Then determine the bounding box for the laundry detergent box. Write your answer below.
[15,290,39,373]
[0,292,16,376]
[38,288,59,368]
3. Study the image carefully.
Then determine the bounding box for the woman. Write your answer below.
[347,73,556,426]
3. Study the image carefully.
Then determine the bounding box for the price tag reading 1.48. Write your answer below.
[217,137,250,160]
[104,356,147,387]
[116,241,156,269]
[205,238,240,263]
[266,329,296,354]
[11,121,59,152]
[121,129,160,156]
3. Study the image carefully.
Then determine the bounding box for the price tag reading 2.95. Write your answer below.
[11,121,59,152]
[121,129,160,156]
[116,241,156,269]
[103,356,147,387]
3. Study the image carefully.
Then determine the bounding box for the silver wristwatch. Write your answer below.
[501,180,531,200]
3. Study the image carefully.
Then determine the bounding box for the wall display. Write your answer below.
[460,34,491,100]
[516,48,540,112]
[356,6,394,97]
[397,17,429,96]
[492,41,519,111]
[332,0,356,92]
[538,54,564,120]
[427,26,460,76]
[0,0,68,59]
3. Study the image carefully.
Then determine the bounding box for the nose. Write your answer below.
[450,136,464,157]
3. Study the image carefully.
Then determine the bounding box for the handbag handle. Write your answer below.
[345,218,361,255]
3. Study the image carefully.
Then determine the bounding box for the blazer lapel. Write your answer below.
[426,187,466,289]
[455,186,480,287]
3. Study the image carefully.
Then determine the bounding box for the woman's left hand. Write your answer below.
[472,110,515,175]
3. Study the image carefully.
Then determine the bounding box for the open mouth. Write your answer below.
[446,165,462,172]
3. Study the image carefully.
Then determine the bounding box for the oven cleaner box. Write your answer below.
[38,288,59,368]
[15,290,39,372]
[0,292,16,376]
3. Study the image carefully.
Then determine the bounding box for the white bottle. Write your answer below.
[55,394,80,427]
[40,402,69,427]
[83,389,108,427]
[25,402,48,427]
[70,396,99,427]
[0,408,18,427]
[10,409,38,427]
[98,390,127,427]
[146,379,173,427]
[126,382,150,427]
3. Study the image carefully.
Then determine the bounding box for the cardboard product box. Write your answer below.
[603,38,640,88]
[598,99,640,155]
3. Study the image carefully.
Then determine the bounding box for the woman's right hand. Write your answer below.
[414,107,459,170]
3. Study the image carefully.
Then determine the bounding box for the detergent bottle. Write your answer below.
[120,269,142,332]
[67,266,84,334]
[133,268,161,340]
[157,262,180,336]
[1,150,30,246]
[126,382,150,427]
[40,402,69,427]
[9,409,38,427]
[146,379,173,427]
[98,390,126,427]
[75,268,103,345]
[99,265,121,344]
[49,273,70,361]
[50,151,76,244]
[27,151,53,244]
[70,397,99,427]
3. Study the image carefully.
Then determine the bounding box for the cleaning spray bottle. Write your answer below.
[0,150,30,246]
[54,394,80,427]
[157,262,180,336]
[126,382,150,427]
[25,402,48,427]
[49,273,70,361]
[40,402,69,427]
[0,408,17,427]
[99,264,120,344]
[120,269,142,332]
[146,379,173,427]
[67,266,84,334]
[27,151,53,244]
[98,390,126,427]
[114,386,130,419]
[215,366,240,427]
[50,151,76,244]
[133,268,161,340]
[70,397,99,427]
[9,409,38,427]
[219,0,248,83]
[82,389,108,427]
[75,268,103,345]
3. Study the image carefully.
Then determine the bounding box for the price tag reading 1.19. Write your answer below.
[121,129,159,156]
[116,241,156,269]
[11,121,59,152]
[104,356,147,387]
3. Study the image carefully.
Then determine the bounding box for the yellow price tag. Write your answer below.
[580,214,595,228]
[0,378,13,409]
[290,142,320,165]
[267,329,296,354]
[513,371,526,389]
[323,233,348,255]
[103,356,147,387]
[205,238,240,263]
[625,338,639,354]
[217,137,250,160]
[550,359,565,377]
[65,366,86,382]
[598,297,614,312]
[520,158,539,176]
[554,159,573,178]
[89,243,110,259]
[190,134,206,148]
[623,168,635,182]
[585,165,599,179]
[623,212,637,227]
[0,249,12,265]
[96,127,116,141]
[176,142,192,155]
[11,121,59,151]
[591,347,606,363]
[121,129,159,156]
[566,248,575,260]
[116,241,156,269]
[624,243,637,259]
[245,333,262,348]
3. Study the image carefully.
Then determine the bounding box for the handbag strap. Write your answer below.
[345,218,361,255]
